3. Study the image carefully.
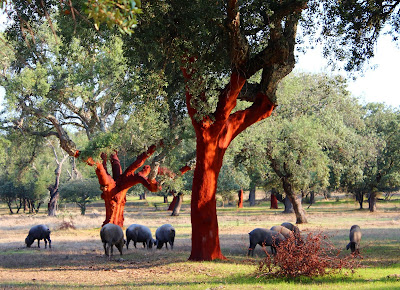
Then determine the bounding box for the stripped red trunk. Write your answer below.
[182,68,275,261]
[270,193,278,209]
[84,146,160,227]
[237,189,244,208]
[190,140,226,260]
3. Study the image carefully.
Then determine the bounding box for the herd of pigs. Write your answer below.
[24,222,362,258]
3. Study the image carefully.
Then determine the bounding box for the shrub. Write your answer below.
[257,231,361,279]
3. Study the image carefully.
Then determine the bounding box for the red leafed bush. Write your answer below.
[257,231,361,278]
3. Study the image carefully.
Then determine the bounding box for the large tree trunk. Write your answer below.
[237,189,243,208]
[171,192,183,216]
[248,186,256,206]
[182,68,275,261]
[189,139,226,261]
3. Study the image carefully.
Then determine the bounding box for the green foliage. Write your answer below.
[85,0,142,33]
[59,178,101,214]
[78,132,120,162]
[233,73,365,197]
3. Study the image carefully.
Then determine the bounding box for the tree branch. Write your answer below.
[214,72,246,122]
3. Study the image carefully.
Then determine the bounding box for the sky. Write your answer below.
[294,34,400,108]
[0,11,399,109]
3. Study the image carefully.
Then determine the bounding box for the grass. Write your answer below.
[0,192,399,289]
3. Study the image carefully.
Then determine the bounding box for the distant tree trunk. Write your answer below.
[48,144,69,217]
[248,186,256,206]
[283,197,294,213]
[24,199,28,212]
[139,190,147,200]
[79,204,86,215]
[270,188,279,209]
[281,177,307,223]
[16,198,22,213]
[267,154,308,223]
[356,192,364,209]
[168,191,177,210]
[6,200,14,214]
[270,193,278,209]
[48,189,59,216]
[309,191,315,205]
[34,201,43,214]
[163,195,168,203]
[171,192,183,216]
[237,189,243,208]
[368,192,377,212]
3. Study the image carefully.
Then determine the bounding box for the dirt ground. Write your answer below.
[0,196,399,288]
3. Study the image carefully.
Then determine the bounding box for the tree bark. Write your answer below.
[163,195,168,203]
[182,70,275,261]
[248,186,256,207]
[48,143,69,217]
[356,192,364,209]
[369,192,377,212]
[270,193,278,209]
[237,189,243,208]
[171,192,183,216]
[6,201,14,214]
[168,191,177,210]
[282,178,307,223]
[47,189,59,216]
[283,197,294,213]
[85,146,160,227]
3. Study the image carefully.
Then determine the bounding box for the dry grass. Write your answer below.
[0,193,399,288]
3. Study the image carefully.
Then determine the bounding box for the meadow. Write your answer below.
[0,193,399,289]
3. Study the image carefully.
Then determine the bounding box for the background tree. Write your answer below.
[0,10,187,226]
[235,73,365,223]
[59,178,101,215]
[338,103,400,212]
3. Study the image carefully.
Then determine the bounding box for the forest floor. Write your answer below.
[0,193,399,289]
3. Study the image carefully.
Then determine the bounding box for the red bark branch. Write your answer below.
[110,152,122,180]
[100,152,109,175]
[94,161,114,187]
[223,92,275,146]
[214,72,246,122]
[121,144,157,178]
[179,165,192,175]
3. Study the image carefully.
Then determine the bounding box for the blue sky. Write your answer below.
[295,33,400,108]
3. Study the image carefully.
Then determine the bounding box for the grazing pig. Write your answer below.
[126,224,155,249]
[346,225,362,255]
[100,223,125,258]
[281,222,300,236]
[270,225,293,239]
[25,224,51,249]
[248,228,285,256]
[155,224,175,250]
